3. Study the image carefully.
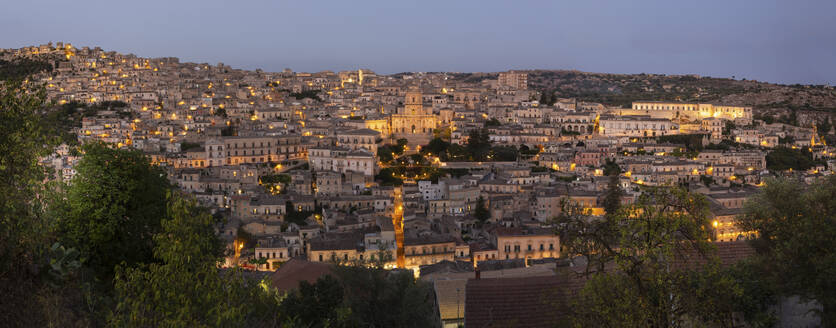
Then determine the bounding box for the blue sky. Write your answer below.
[3,0,834,84]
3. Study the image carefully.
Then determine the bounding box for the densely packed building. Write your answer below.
[10,42,834,277]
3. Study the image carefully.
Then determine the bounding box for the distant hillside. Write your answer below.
[0,55,57,81]
[525,70,836,111]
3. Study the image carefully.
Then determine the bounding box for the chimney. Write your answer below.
[475,267,481,280]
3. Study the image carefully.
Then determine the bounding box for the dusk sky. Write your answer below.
[3,0,834,85]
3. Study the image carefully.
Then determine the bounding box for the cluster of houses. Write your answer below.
[8,42,833,326]
[2,42,833,326]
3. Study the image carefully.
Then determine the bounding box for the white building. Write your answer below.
[309,146,376,176]
[598,115,679,137]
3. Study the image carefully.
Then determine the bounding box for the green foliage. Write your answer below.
[41,100,129,146]
[474,196,490,224]
[723,120,737,135]
[334,266,436,327]
[466,128,491,161]
[778,135,795,145]
[378,140,409,163]
[737,176,836,325]
[539,89,557,106]
[490,145,518,161]
[56,142,170,281]
[280,275,345,326]
[221,124,236,136]
[214,107,228,118]
[260,173,291,185]
[110,193,281,327]
[531,166,554,173]
[719,260,779,327]
[766,146,820,171]
[777,110,798,125]
[555,175,577,182]
[46,243,82,286]
[377,145,395,163]
[602,174,622,217]
[0,81,57,326]
[560,128,581,136]
[433,127,452,141]
[249,257,268,268]
[180,141,202,151]
[602,158,620,176]
[285,201,319,225]
[289,89,322,101]
[396,138,408,151]
[0,57,53,81]
[485,118,502,126]
[700,175,714,186]
[423,137,450,155]
[519,144,540,156]
[375,167,404,186]
[555,187,737,326]
[236,226,256,249]
[278,263,435,327]
[755,113,775,124]
[657,134,705,152]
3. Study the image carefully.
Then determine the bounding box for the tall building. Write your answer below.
[498,71,528,90]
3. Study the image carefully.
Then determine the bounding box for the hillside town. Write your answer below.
[4,42,835,326]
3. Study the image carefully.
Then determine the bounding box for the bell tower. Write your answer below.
[404,89,423,115]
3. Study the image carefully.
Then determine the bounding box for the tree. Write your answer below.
[433,127,452,141]
[56,142,170,281]
[466,129,491,161]
[539,89,557,106]
[737,176,836,326]
[765,146,820,171]
[602,174,622,217]
[377,145,395,163]
[602,158,620,176]
[375,167,404,186]
[0,57,54,81]
[110,193,282,327]
[0,81,61,326]
[723,120,737,135]
[474,196,490,224]
[334,266,436,327]
[279,275,345,326]
[555,187,741,327]
[285,201,317,225]
[490,145,518,161]
[423,137,449,155]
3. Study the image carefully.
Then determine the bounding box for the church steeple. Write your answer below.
[404,87,424,115]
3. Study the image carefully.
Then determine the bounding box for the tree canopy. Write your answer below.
[0,81,58,326]
[110,193,283,327]
[765,146,821,171]
[55,142,170,281]
[737,177,836,325]
[553,187,770,327]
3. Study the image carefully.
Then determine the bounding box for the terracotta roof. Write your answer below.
[268,258,334,293]
[465,275,583,328]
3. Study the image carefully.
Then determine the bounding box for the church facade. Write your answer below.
[362,88,438,146]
